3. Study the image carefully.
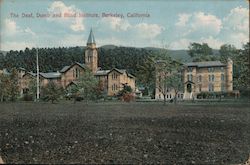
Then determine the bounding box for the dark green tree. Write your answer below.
[219,44,238,63]
[188,42,216,62]
[41,81,63,103]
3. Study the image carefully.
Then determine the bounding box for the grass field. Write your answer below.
[0,101,250,164]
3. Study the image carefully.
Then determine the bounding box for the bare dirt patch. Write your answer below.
[0,102,249,164]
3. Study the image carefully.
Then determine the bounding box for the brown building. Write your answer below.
[155,59,233,100]
[18,29,136,96]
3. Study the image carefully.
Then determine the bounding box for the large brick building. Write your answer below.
[18,29,136,96]
[155,58,233,100]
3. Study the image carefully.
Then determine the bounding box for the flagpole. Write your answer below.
[36,48,40,101]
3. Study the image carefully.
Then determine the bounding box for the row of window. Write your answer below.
[187,74,225,82]
[198,83,225,92]
[188,67,224,73]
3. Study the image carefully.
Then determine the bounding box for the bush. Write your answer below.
[23,94,33,101]
[122,93,135,102]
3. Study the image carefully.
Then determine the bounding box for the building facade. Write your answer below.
[155,59,233,100]
[18,29,136,96]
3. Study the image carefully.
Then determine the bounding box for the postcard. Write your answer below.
[0,0,249,164]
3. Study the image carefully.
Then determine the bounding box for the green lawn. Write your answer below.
[0,101,249,164]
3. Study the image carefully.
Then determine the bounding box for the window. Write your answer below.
[187,74,193,81]
[75,68,80,78]
[170,94,172,98]
[112,73,118,80]
[167,95,168,98]
[221,67,224,72]
[197,75,202,82]
[221,74,225,81]
[208,84,214,92]
[188,67,193,72]
[199,84,202,92]
[208,67,214,72]
[88,55,91,62]
[209,75,215,82]
[112,84,118,91]
[221,83,225,91]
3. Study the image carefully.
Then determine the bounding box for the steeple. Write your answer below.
[85,28,98,73]
[87,28,96,48]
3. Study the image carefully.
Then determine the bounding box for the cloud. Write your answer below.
[134,23,165,39]
[200,36,224,49]
[170,36,223,50]
[175,13,191,27]
[47,1,84,32]
[1,19,36,37]
[175,12,222,38]
[4,19,18,34]
[100,17,131,31]
[221,6,249,48]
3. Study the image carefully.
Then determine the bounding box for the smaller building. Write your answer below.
[155,58,233,100]
[183,59,233,99]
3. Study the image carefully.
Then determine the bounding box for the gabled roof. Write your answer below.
[108,68,126,74]
[60,66,70,73]
[107,68,135,79]
[185,61,226,68]
[40,72,61,79]
[60,62,86,73]
[87,28,96,44]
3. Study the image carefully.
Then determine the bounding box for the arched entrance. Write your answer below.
[187,83,192,93]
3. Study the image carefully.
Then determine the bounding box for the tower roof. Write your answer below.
[87,28,96,44]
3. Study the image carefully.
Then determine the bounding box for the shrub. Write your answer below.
[122,93,135,102]
[23,94,33,101]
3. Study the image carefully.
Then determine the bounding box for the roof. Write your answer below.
[109,68,126,74]
[60,66,70,73]
[23,72,36,77]
[87,28,96,44]
[60,62,86,73]
[94,70,110,76]
[184,61,226,67]
[40,72,61,79]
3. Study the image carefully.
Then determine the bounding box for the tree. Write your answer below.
[156,59,183,105]
[41,81,62,103]
[219,44,238,63]
[166,72,183,104]
[188,42,216,62]
[77,70,99,103]
[0,73,9,102]
[8,68,19,101]
[235,42,250,95]
[136,56,156,96]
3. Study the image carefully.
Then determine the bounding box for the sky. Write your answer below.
[0,0,249,51]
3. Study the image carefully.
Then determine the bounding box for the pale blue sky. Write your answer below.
[0,0,249,51]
